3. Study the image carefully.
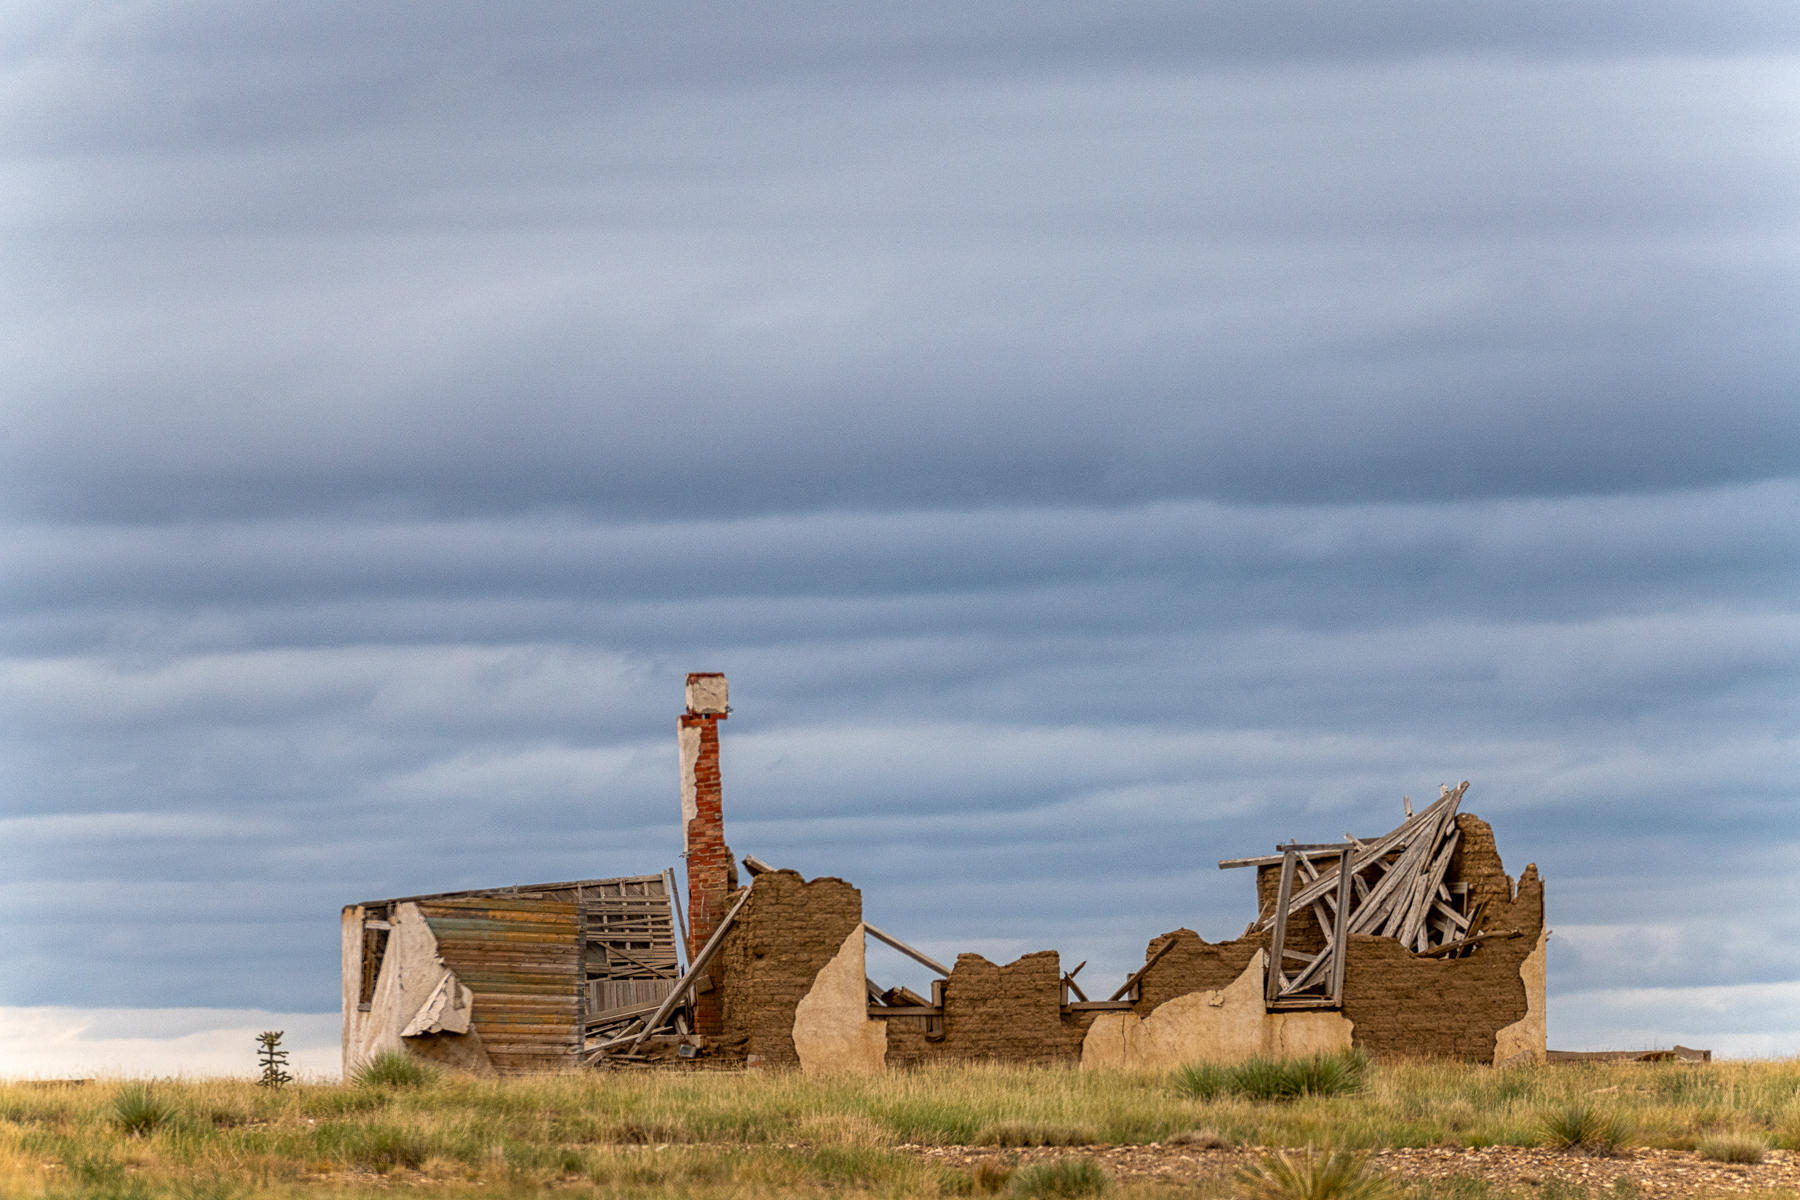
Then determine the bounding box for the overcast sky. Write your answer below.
[3,2,1798,1076]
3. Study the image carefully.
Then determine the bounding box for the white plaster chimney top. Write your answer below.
[685,672,728,715]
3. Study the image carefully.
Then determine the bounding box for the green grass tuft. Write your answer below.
[349,1050,438,1089]
[1175,1050,1367,1102]
[1007,1156,1109,1198]
[1233,1144,1396,1199]
[1538,1101,1633,1156]
[1696,1133,1766,1163]
[976,1120,1096,1147]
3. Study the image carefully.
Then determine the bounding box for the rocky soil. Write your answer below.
[908,1142,1800,1196]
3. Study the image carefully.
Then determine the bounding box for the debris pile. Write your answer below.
[1218,781,1517,1008]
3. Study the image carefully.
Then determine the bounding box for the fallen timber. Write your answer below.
[1219,781,1480,1008]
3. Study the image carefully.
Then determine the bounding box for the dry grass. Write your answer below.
[0,1058,1795,1198]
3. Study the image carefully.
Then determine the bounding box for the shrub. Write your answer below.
[1176,1051,1367,1103]
[1008,1156,1109,1198]
[350,1050,437,1089]
[1174,1062,1233,1101]
[111,1084,175,1137]
[1696,1134,1765,1164]
[1539,1102,1633,1156]
[353,1124,429,1172]
[1233,1145,1396,1200]
[973,1159,1016,1193]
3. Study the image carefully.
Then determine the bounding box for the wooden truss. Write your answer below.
[1218,781,1477,1010]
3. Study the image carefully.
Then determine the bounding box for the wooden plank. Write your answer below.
[1252,791,1456,926]
[628,887,752,1052]
[438,958,577,974]
[1432,900,1472,933]
[1400,830,1460,949]
[1106,934,1180,1002]
[1328,844,1353,1005]
[1218,842,1359,869]
[867,1005,942,1017]
[1415,928,1523,958]
[469,992,579,1006]
[432,940,579,955]
[1354,803,1453,937]
[1378,820,1448,939]
[420,922,577,942]
[863,923,951,977]
[420,907,578,925]
[1266,848,1297,1004]
[582,999,667,1030]
[1063,1000,1136,1011]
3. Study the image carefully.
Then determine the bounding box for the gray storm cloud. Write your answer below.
[2,2,1797,1058]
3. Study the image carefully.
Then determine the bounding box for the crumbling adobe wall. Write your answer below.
[1135,811,1544,1064]
[1131,928,1266,1011]
[1340,862,1543,1061]
[708,809,1541,1070]
[716,870,861,1067]
[1083,951,1354,1068]
[884,950,1088,1066]
[1447,814,1516,912]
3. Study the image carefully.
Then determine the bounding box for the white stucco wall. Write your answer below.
[340,902,480,1077]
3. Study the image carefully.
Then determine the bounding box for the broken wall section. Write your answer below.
[885,951,1088,1067]
[340,902,488,1078]
[716,870,864,1067]
[1108,811,1545,1066]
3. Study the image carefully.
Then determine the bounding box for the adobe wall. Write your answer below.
[1340,863,1544,1061]
[704,810,1543,1071]
[1132,928,1266,1010]
[885,951,1090,1067]
[716,870,862,1067]
[1083,952,1354,1068]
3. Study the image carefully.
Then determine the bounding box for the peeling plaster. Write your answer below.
[678,721,701,827]
[1081,952,1353,1069]
[793,924,887,1072]
[1494,928,1549,1065]
[340,902,486,1076]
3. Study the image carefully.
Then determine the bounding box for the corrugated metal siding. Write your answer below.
[419,895,581,1073]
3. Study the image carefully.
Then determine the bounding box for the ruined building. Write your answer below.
[341,673,1546,1075]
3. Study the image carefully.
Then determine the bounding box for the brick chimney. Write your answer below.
[679,672,733,1035]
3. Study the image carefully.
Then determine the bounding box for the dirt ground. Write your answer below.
[907,1143,1800,1196]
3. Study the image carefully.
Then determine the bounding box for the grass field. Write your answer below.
[3,1055,1798,1198]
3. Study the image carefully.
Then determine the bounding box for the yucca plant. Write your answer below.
[110,1083,175,1136]
[1234,1145,1396,1200]
[1538,1101,1633,1155]
[350,1049,438,1089]
[1176,1051,1367,1103]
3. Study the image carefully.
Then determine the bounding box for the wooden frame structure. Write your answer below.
[1219,781,1477,1008]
